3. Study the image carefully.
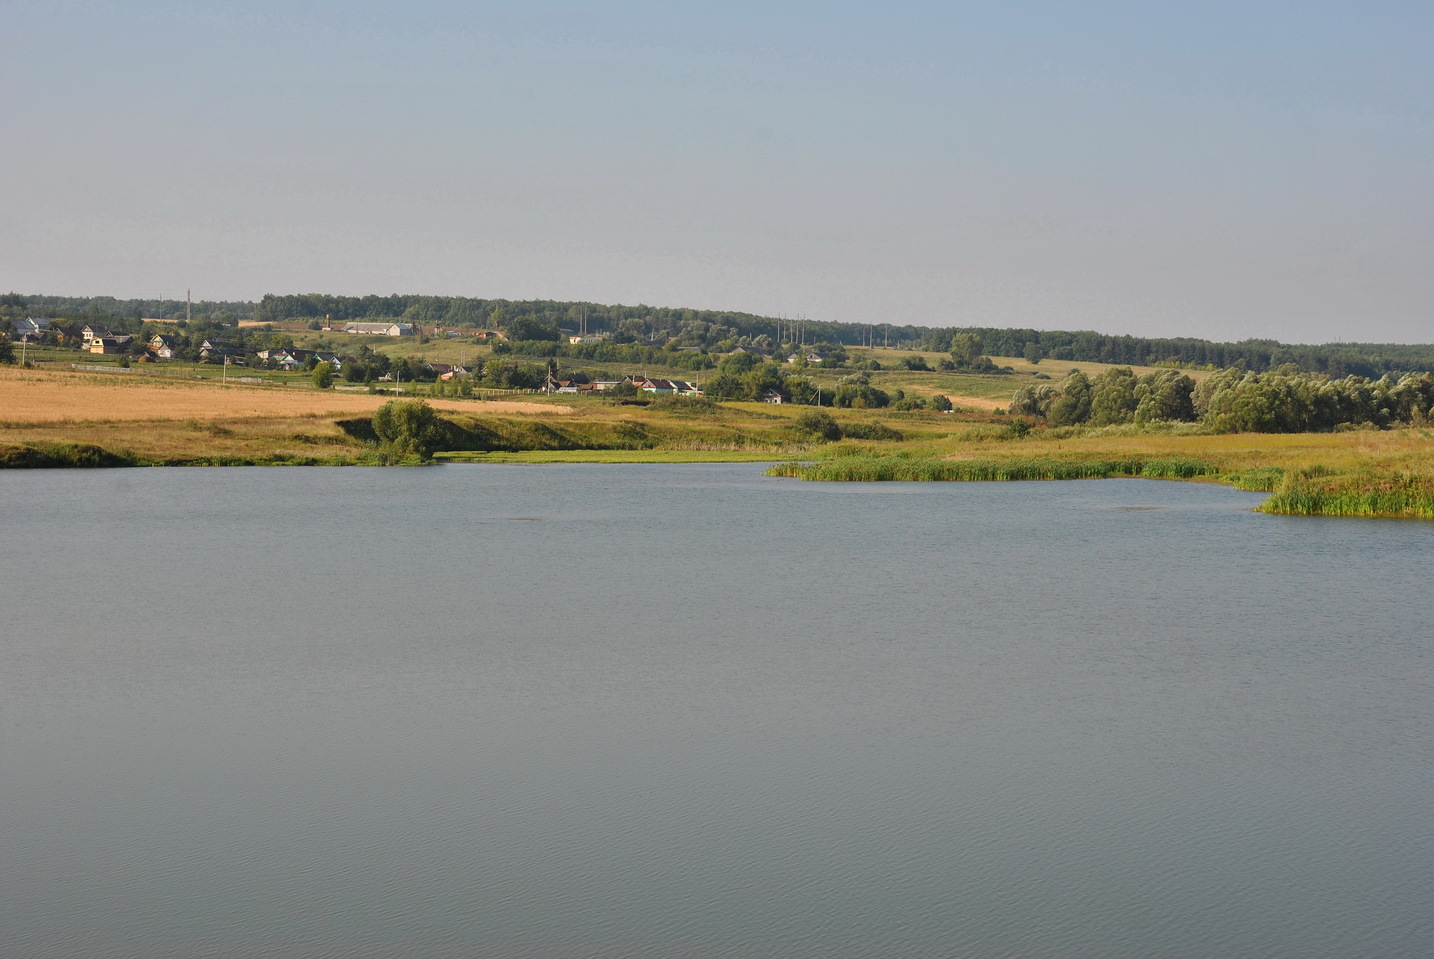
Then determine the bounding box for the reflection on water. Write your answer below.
[2,465,1431,958]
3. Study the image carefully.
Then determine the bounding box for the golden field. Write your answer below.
[0,367,567,423]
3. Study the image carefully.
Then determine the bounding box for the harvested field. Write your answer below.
[0,368,569,424]
[940,393,1007,411]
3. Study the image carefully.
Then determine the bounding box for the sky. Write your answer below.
[3,0,1431,344]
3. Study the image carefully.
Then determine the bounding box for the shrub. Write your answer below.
[840,421,903,441]
[372,399,446,460]
[793,409,842,441]
[649,395,719,416]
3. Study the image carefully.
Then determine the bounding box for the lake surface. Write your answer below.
[3,464,1431,958]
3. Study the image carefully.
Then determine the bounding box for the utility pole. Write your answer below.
[186,289,191,324]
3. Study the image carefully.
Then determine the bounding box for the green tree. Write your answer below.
[740,362,786,401]
[950,332,985,367]
[1133,370,1194,424]
[1047,371,1093,426]
[1009,383,1055,417]
[1088,367,1138,426]
[312,361,334,389]
[506,315,561,341]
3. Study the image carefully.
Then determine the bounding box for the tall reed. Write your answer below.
[767,455,1217,482]
[1260,469,1434,519]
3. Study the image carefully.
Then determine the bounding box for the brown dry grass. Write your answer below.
[0,367,569,424]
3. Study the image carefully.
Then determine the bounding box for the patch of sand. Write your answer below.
[0,368,569,423]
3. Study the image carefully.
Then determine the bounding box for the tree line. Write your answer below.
[6,293,251,326]
[1010,366,1434,432]
[12,290,1434,377]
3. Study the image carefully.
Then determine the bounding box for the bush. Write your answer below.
[840,421,903,441]
[793,409,843,442]
[372,399,446,460]
[649,395,720,416]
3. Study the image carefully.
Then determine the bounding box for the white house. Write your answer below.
[344,322,416,336]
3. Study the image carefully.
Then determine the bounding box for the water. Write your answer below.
[3,464,1431,958]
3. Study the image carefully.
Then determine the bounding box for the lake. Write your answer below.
[2,464,1431,958]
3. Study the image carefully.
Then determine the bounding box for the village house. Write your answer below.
[89,334,133,355]
[81,323,111,345]
[427,363,470,381]
[628,376,702,397]
[148,334,179,359]
[199,339,244,362]
[343,322,415,336]
[52,324,85,345]
[547,372,594,393]
[10,317,52,341]
[255,348,317,368]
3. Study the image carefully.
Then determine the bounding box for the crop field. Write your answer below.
[0,367,568,424]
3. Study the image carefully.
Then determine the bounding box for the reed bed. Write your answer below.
[1226,466,1286,492]
[1259,469,1434,519]
[766,455,1218,482]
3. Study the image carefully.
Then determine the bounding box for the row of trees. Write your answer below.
[5,293,249,326]
[926,327,1434,379]
[1011,366,1434,432]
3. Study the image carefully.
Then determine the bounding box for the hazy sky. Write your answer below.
[4,1,1431,343]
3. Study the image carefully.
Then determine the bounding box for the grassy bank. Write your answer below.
[762,427,1434,520]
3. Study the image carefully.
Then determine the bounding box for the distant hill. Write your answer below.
[7,290,1433,378]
